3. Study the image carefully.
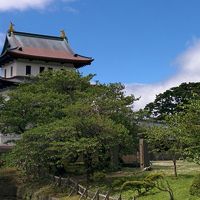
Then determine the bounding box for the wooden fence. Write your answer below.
[52,176,127,200]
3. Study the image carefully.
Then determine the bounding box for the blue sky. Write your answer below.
[1,0,200,109]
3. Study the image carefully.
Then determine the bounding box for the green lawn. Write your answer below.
[85,161,200,200]
[2,161,199,200]
[119,161,200,200]
[51,161,200,200]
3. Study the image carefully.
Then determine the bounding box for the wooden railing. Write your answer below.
[52,176,123,200]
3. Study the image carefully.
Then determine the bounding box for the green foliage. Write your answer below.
[144,173,163,183]
[112,179,125,188]
[121,174,174,198]
[178,100,200,164]
[121,180,147,194]
[142,82,200,172]
[190,174,200,197]
[155,99,200,165]
[145,95,200,174]
[144,82,200,120]
[121,173,164,195]
[11,114,128,178]
[154,178,174,200]
[2,70,138,180]
[142,173,164,192]
[145,114,191,177]
[0,70,89,134]
[146,122,186,154]
[111,175,141,188]
[92,171,106,182]
[87,161,198,200]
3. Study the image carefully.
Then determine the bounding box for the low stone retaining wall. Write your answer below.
[17,186,64,200]
[0,169,65,200]
[0,170,18,200]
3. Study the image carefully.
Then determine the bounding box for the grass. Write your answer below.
[82,160,200,200]
[120,161,200,200]
[1,161,199,200]
[133,175,198,200]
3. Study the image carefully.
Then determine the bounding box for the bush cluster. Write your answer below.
[121,180,152,194]
[190,174,200,197]
[121,173,163,195]
[92,172,106,182]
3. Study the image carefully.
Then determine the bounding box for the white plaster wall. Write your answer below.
[1,61,17,78]
[15,60,75,77]
[1,59,75,78]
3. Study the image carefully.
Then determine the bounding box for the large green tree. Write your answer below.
[0,71,94,134]
[11,106,129,180]
[143,82,200,177]
[144,82,200,120]
[145,99,200,176]
[2,70,138,180]
[145,115,189,177]
[174,100,200,164]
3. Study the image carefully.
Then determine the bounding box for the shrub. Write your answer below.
[190,174,200,197]
[111,177,136,188]
[143,173,164,191]
[92,171,106,182]
[112,179,125,188]
[144,173,164,183]
[121,173,164,195]
[121,181,147,195]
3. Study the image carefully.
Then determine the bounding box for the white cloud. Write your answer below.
[125,39,200,110]
[0,0,77,11]
[0,0,53,11]
[64,6,79,14]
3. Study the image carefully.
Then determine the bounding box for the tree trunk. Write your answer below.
[83,152,93,182]
[172,158,177,177]
[110,145,119,170]
[156,180,174,200]
[168,189,174,200]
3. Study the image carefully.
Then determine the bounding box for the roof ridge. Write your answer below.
[13,31,63,41]
[74,53,94,60]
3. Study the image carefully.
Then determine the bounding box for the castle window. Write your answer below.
[40,67,45,73]
[48,67,53,71]
[10,66,13,77]
[4,69,6,78]
[26,65,31,75]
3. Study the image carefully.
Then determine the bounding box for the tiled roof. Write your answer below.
[0,31,93,68]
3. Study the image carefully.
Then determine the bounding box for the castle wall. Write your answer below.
[1,59,75,78]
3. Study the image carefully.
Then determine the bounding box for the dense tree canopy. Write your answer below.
[1,70,138,179]
[145,115,190,177]
[144,82,200,120]
[0,71,93,134]
[145,97,200,176]
[143,83,200,175]
[174,100,200,164]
